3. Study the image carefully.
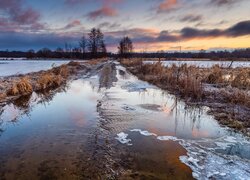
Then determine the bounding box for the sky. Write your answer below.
[0,0,250,52]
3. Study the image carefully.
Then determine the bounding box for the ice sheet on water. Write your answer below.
[115,132,132,145]
[157,136,179,141]
[115,129,250,180]
[130,129,157,136]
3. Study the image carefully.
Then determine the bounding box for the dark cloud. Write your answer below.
[1,20,249,51]
[0,31,78,51]
[179,14,203,22]
[210,0,240,6]
[225,20,250,37]
[181,20,250,38]
[98,22,121,29]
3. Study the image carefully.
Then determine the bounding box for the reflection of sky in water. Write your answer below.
[111,69,226,139]
[0,79,100,145]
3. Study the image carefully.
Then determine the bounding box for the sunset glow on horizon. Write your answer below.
[0,0,249,52]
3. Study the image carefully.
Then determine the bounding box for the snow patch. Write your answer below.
[157,136,179,141]
[115,129,250,180]
[130,129,157,136]
[115,132,132,145]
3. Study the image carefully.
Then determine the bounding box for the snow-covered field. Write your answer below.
[0,60,70,77]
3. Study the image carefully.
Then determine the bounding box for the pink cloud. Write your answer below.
[64,0,122,5]
[87,6,117,20]
[0,0,43,31]
[158,0,178,12]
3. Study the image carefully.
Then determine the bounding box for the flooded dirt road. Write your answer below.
[0,61,249,179]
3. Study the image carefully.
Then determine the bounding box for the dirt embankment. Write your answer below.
[0,61,89,105]
[121,59,250,136]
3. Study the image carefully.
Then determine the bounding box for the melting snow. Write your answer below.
[115,132,132,145]
[130,129,157,136]
[115,129,250,180]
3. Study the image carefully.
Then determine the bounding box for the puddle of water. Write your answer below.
[103,64,250,179]
[0,78,101,179]
[0,62,249,179]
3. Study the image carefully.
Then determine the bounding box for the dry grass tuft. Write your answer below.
[36,73,63,90]
[51,65,69,78]
[205,65,224,84]
[7,77,33,96]
[0,93,6,100]
[68,61,80,66]
[231,69,250,90]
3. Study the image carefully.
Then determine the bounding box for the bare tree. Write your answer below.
[87,28,106,58]
[118,36,133,58]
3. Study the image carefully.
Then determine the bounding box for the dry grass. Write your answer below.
[86,58,108,65]
[122,59,204,100]
[220,89,250,108]
[51,65,69,78]
[121,58,250,104]
[0,93,6,100]
[36,73,63,90]
[68,61,80,66]
[7,77,33,96]
[205,65,224,84]
[231,69,250,90]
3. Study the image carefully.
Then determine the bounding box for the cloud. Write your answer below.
[210,0,240,6]
[87,6,117,20]
[106,20,250,46]
[98,22,121,29]
[157,0,178,12]
[0,0,43,31]
[64,20,81,29]
[179,14,203,22]
[181,20,250,39]
[64,0,122,5]
[1,20,249,51]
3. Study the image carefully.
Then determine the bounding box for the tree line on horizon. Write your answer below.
[0,28,250,59]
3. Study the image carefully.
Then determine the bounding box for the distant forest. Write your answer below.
[1,48,250,60]
[0,28,249,60]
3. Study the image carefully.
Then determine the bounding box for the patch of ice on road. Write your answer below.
[157,136,179,141]
[115,132,132,145]
[130,129,157,136]
[115,129,250,180]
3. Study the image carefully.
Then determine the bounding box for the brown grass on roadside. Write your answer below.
[36,73,63,90]
[205,65,224,84]
[68,61,80,66]
[123,60,204,100]
[121,58,143,67]
[220,89,250,108]
[51,65,69,78]
[231,69,250,90]
[7,77,33,96]
[86,58,108,65]
[0,93,6,100]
